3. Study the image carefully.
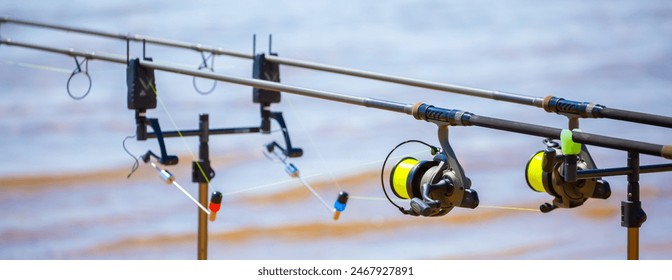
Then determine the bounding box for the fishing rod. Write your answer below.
[3,37,672,260]
[3,16,672,129]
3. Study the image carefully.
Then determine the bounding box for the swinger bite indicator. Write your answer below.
[150,161,175,184]
[333,191,349,221]
[209,191,223,222]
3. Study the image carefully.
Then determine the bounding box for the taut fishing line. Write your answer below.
[2,59,92,101]
[260,95,351,219]
[1,59,71,73]
[263,144,333,213]
[229,149,431,197]
[286,97,343,192]
[247,146,540,213]
[347,196,538,212]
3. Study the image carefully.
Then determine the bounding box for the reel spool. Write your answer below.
[525,138,611,213]
[388,153,479,217]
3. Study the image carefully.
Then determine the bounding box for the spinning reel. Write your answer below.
[525,130,611,213]
[382,126,479,217]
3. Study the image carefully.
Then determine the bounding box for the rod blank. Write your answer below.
[264,56,543,106]
[600,107,672,129]
[139,59,414,115]
[1,16,252,59]
[5,16,672,129]
[0,38,127,64]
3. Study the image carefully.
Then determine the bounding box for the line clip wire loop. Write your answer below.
[192,51,216,95]
[67,56,92,100]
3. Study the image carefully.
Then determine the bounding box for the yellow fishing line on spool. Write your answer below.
[525,151,545,193]
[389,157,418,199]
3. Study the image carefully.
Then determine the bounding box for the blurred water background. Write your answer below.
[1,0,671,259]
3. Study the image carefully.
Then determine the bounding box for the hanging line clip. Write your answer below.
[192,51,217,95]
[208,191,223,222]
[67,56,92,100]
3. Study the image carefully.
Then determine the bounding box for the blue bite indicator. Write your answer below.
[333,191,349,220]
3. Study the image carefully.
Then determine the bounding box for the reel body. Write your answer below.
[382,126,479,217]
[525,139,611,212]
[390,153,478,217]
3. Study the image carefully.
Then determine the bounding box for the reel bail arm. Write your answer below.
[382,125,479,217]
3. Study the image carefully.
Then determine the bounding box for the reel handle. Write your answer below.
[410,197,433,217]
[540,202,558,213]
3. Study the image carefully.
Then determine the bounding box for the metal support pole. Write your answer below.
[627,152,640,260]
[627,151,640,260]
[622,151,646,260]
[197,114,210,260]
[628,228,639,260]
[198,181,208,260]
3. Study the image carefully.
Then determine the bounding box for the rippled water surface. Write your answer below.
[1,0,671,259]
